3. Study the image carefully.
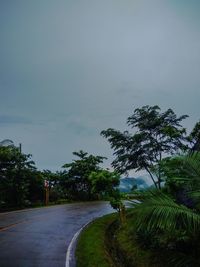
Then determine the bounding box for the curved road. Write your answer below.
[0,202,114,267]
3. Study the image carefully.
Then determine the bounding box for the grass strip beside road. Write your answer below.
[76,213,117,267]
[76,209,161,267]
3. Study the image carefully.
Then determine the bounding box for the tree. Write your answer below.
[62,150,106,200]
[28,170,45,204]
[101,105,188,189]
[89,170,120,197]
[89,170,126,223]
[188,121,200,152]
[129,152,200,266]
[0,145,36,208]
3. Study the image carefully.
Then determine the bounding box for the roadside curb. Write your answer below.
[65,220,93,267]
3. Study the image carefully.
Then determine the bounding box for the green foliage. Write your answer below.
[0,145,36,208]
[188,121,200,152]
[62,150,107,200]
[27,171,44,204]
[127,152,200,266]
[101,105,188,189]
[89,170,120,196]
[159,152,200,208]
[133,191,200,232]
[88,169,126,222]
[42,170,65,202]
[76,214,117,267]
[0,142,65,210]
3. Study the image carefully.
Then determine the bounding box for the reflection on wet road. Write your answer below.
[0,202,114,267]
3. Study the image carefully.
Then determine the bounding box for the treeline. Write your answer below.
[0,144,60,210]
[0,144,118,211]
[1,105,200,213]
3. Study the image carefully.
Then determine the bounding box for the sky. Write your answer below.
[0,0,200,172]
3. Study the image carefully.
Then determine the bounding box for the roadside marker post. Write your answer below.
[44,180,49,205]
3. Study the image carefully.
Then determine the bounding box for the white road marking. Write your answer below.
[65,220,93,267]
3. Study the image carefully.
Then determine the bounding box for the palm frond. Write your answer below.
[190,190,200,198]
[164,152,200,194]
[132,193,200,232]
[182,152,200,181]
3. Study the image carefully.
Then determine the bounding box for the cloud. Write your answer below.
[0,0,199,170]
[65,119,97,137]
[0,115,31,125]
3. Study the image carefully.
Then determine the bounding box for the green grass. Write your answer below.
[76,213,117,267]
[115,218,157,267]
[76,211,164,267]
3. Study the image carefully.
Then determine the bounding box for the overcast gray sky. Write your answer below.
[0,0,200,171]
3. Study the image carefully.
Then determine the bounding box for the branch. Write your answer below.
[145,166,158,189]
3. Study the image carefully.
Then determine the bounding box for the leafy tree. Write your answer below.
[89,170,126,223]
[109,189,126,224]
[101,105,188,189]
[188,121,200,152]
[27,170,45,204]
[62,150,106,200]
[89,170,120,198]
[0,145,36,208]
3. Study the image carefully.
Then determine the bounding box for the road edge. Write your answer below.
[65,220,92,267]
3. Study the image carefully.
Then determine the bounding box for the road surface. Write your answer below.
[0,202,114,267]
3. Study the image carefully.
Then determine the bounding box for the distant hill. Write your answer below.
[119,176,150,192]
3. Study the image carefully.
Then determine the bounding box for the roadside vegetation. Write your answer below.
[1,104,200,266]
[76,105,200,267]
[76,213,117,267]
[0,143,119,211]
[79,152,200,267]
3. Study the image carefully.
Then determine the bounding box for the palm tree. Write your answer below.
[130,152,200,267]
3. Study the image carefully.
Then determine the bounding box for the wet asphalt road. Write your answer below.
[0,202,114,267]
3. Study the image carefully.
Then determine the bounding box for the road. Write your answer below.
[0,202,114,267]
